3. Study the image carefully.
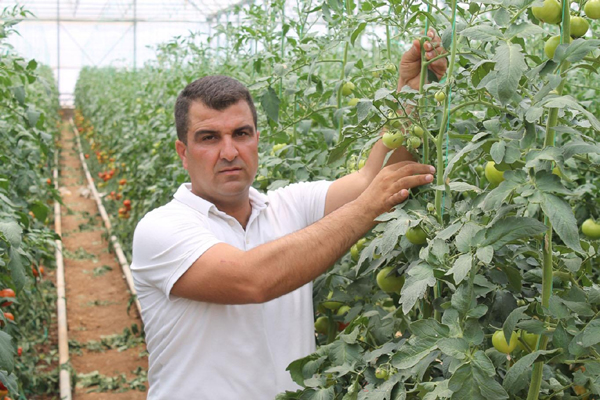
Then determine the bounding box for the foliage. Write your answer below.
[74,0,600,399]
[0,6,61,398]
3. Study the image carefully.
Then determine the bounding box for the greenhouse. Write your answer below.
[1,0,600,398]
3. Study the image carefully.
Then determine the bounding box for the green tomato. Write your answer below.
[570,16,590,37]
[492,330,519,354]
[341,81,355,96]
[386,110,402,129]
[519,331,539,351]
[350,244,360,261]
[376,266,405,293]
[314,316,329,335]
[582,218,600,239]
[336,305,351,316]
[407,136,422,149]
[357,238,367,250]
[544,35,571,59]
[375,368,389,380]
[484,161,505,186]
[406,226,428,245]
[412,125,424,138]
[382,131,405,150]
[531,0,562,24]
[385,63,396,73]
[321,291,343,311]
[357,159,366,169]
[475,165,485,176]
[434,91,446,102]
[348,98,359,107]
[584,0,600,19]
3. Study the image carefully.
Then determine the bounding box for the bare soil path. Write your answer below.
[59,120,148,399]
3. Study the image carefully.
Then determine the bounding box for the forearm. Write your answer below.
[246,199,376,303]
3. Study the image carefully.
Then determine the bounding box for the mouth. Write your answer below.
[219,168,243,174]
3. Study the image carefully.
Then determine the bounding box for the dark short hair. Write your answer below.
[174,75,258,144]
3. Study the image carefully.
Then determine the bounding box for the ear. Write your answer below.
[175,140,188,170]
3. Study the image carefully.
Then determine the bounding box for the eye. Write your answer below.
[236,131,250,137]
[202,135,216,141]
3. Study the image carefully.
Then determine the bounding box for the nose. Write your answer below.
[220,135,239,162]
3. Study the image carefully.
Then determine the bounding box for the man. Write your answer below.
[131,30,446,399]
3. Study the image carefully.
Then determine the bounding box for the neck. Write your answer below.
[192,187,253,229]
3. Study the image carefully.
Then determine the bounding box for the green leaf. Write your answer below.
[460,25,504,41]
[451,282,475,316]
[480,179,520,212]
[535,172,570,195]
[437,338,469,360]
[539,193,583,253]
[502,306,527,344]
[490,42,527,105]
[571,319,600,348]
[26,107,41,128]
[481,217,548,250]
[399,263,436,314]
[350,22,366,46]
[562,141,600,159]
[374,88,394,101]
[261,87,280,123]
[449,351,508,400]
[490,141,506,164]
[30,201,49,222]
[431,181,481,193]
[504,22,546,39]
[9,248,27,292]
[446,253,473,285]
[327,137,356,164]
[476,246,494,265]
[356,100,373,123]
[0,221,22,248]
[0,331,14,373]
[503,350,555,394]
[287,355,326,387]
[392,337,438,370]
[410,319,450,340]
[298,387,334,400]
[444,139,488,181]
[329,340,361,366]
[554,38,600,63]
[542,95,600,131]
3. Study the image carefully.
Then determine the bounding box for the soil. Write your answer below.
[57,120,148,399]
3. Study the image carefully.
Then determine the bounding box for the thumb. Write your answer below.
[401,39,421,64]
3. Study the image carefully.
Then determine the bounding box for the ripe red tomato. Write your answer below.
[0,289,15,307]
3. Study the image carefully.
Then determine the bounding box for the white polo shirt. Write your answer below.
[130,180,332,400]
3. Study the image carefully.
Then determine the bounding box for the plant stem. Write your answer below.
[434,0,459,223]
[419,36,430,164]
[337,41,349,144]
[526,9,571,400]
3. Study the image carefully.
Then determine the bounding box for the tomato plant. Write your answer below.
[73,0,600,398]
[0,7,61,398]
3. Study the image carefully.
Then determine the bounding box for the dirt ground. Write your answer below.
[58,122,148,399]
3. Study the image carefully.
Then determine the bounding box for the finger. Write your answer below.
[394,173,435,192]
[394,163,436,177]
[385,161,417,171]
[389,188,410,204]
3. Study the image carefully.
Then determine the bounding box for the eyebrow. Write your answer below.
[193,125,255,140]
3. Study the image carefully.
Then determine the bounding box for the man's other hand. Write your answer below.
[397,28,448,91]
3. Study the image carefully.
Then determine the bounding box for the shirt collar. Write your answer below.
[173,183,269,217]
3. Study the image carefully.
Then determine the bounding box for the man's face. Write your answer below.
[175,100,259,204]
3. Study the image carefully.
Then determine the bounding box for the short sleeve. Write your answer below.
[268,180,333,228]
[130,207,222,299]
